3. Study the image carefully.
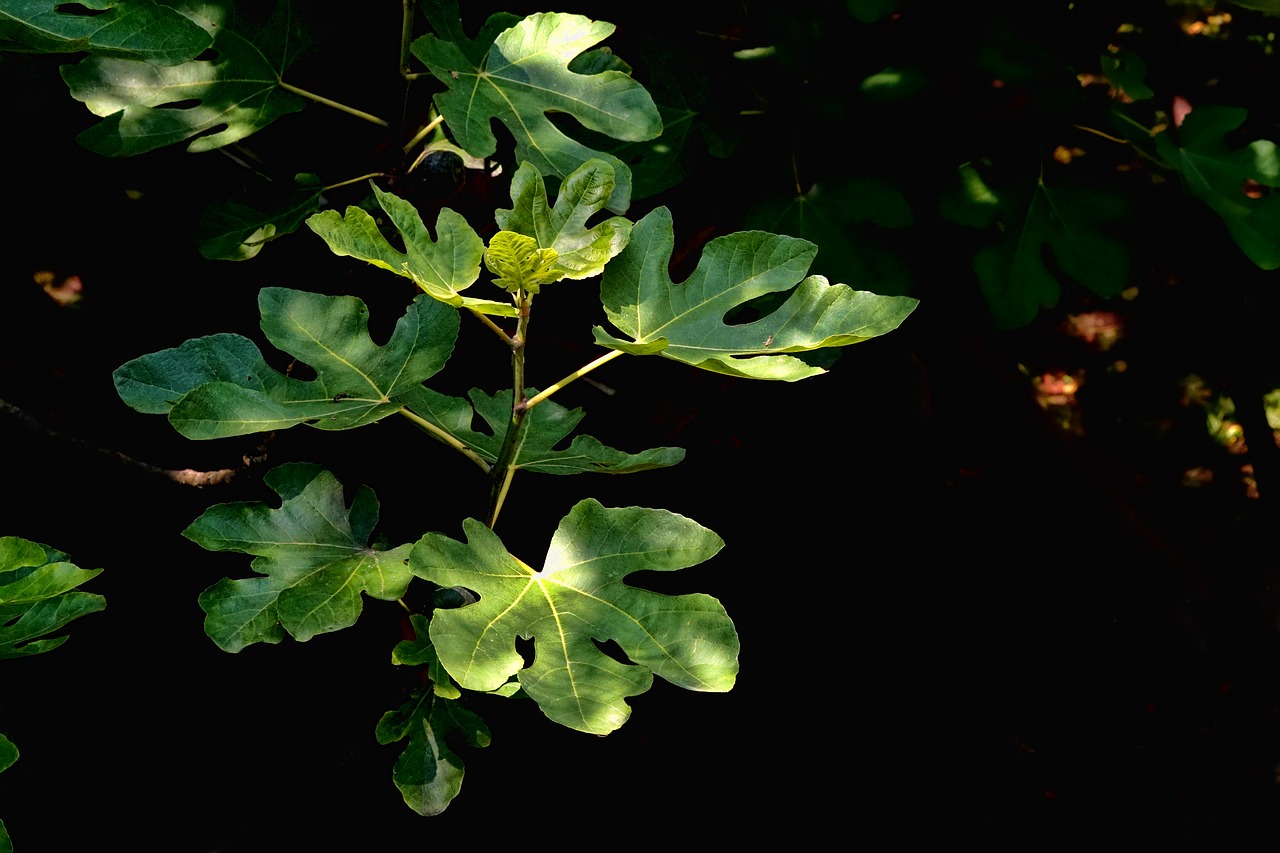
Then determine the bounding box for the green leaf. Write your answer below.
[187,463,413,652]
[482,231,562,294]
[593,206,919,380]
[744,175,915,296]
[495,160,633,280]
[399,386,684,474]
[410,499,739,735]
[0,732,12,853]
[418,0,519,66]
[950,167,1130,329]
[113,287,459,439]
[0,0,211,64]
[0,536,104,660]
[1100,50,1152,101]
[198,173,325,261]
[376,685,491,816]
[60,0,309,155]
[1154,105,1280,269]
[306,184,511,316]
[411,11,663,212]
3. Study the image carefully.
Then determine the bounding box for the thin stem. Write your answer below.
[485,292,533,528]
[398,407,491,473]
[521,349,625,412]
[400,0,417,79]
[324,172,389,192]
[468,306,519,347]
[404,114,446,156]
[277,80,391,128]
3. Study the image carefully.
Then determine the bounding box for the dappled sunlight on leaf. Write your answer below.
[1063,311,1123,351]
[33,270,83,308]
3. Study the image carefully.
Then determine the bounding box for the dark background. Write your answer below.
[4,2,1280,849]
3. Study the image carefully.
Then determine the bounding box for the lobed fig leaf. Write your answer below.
[113,288,459,439]
[306,184,510,315]
[0,0,211,64]
[186,463,413,652]
[410,499,738,735]
[411,11,662,212]
[495,160,633,281]
[593,206,919,379]
[60,0,310,155]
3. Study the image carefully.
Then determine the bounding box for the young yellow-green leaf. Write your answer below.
[0,536,104,660]
[0,0,211,64]
[398,386,684,474]
[1154,105,1280,270]
[376,685,491,816]
[411,500,738,735]
[306,184,511,316]
[593,206,919,380]
[187,463,413,652]
[483,231,563,294]
[411,11,663,212]
[113,288,458,439]
[60,0,309,155]
[495,160,633,280]
[198,173,325,261]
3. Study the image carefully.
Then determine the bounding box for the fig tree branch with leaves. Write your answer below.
[1,0,917,822]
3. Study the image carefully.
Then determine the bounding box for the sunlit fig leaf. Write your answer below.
[113,288,458,439]
[307,183,512,316]
[0,536,104,660]
[495,160,632,280]
[411,11,662,212]
[376,684,491,816]
[60,0,310,155]
[943,165,1129,329]
[411,499,738,735]
[1154,105,1280,269]
[187,463,413,652]
[198,173,325,261]
[399,386,684,474]
[593,206,918,380]
[0,0,211,64]
[745,175,915,296]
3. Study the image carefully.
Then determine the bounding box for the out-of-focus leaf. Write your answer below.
[411,11,662,212]
[61,0,309,155]
[398,386,684,474]
[187,463,413,652]
[0,536,104,660]
[198,173,325,261]
[307,184,509,315]
[1154,104,1280,269]
[0,732,12,853]
[1100,50,1153,101]
[0,0,211,64]
[495,160,632,280]
[411,499,738,734]
[848,0,899,23]
[113,288,458,438]
[593,206,918,380]
[745,175,915,296]
[946,166,1130,329]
